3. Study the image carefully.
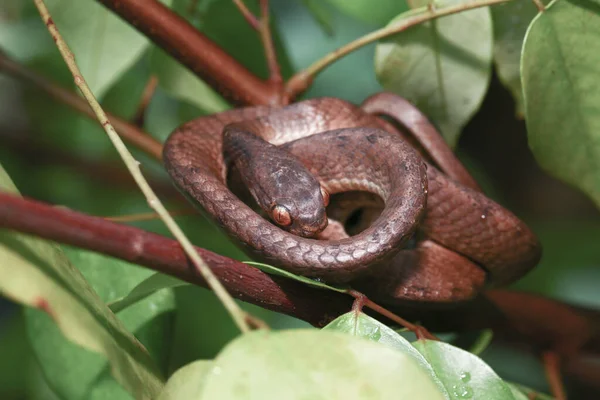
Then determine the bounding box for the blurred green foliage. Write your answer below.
[0,0,598,399]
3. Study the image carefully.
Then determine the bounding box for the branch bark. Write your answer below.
[95,0,281,106]
[1,191,599,361]
[0,191,351,326]
[0,52,163,160]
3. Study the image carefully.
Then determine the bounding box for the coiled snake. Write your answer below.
[163,93,541,305]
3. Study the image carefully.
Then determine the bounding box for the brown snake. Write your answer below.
[163,94,541,305]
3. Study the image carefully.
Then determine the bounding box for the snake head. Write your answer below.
[259,162,329,237]
[268,187,329,237]
[224,126,329,238]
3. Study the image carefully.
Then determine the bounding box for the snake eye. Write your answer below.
[272,205,292,227]
[320,186,330,207]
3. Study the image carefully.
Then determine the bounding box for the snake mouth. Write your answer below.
[294,217,329,238]
[298,227,322,238]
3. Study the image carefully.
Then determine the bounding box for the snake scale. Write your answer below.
[163,94,541,305]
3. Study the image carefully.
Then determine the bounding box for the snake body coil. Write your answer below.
[163,96,541,304]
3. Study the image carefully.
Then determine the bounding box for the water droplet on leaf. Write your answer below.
[460,371,471,383]
[452,384,473,399]
[359,324,381,341]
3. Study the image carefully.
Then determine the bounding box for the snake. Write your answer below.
[163,94,542,305]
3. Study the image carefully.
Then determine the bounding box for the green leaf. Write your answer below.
[522,0,600,209]
[505,382,553,400]
[468,329,494,356]
[199,330,445,399]
[413,340,516,399]
[0,17,54,62]
[179,0,294,79]
[150,48,229,115]
[506,383,530,400]
[109,259,344,316]
[513,220,600,303]
[0,313,35,399]
[324,0,409,26]
[491,1,538,117]
[43,0,172,98]
[244,261,349,292]
[0,164,165,399]
[375,0,493,146]
[26,249,176,399]
[324,311,446,392]
[20,54,152,169]
[324,311,417,352]
[109,272,186,313]
[168,286,244,368]
[0,3,53,62]
[158,360,213,400]
[86,373,132,400]
[300,0,335,36]
[151,0,294,112]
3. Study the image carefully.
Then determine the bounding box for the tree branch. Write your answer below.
[0,131,177,200]
[232,0,260,30]
[232,0,282,85]
[258,0,283,85]
[286,0,513,99]
[95,0,281,106]
[2,191,600,363]
[131,75,159,127]
[36,0,258,331]
[0,51,163,160]
[0,191,351,326]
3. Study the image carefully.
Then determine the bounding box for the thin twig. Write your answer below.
[131,75,158,127]
[506,381,556,400]
[0,191,353,326]
[258,0,282,85]
[232,0,260,30]
[0,131,177,197]
[531,0,546,12]
[245,313,271,330]
[4,190,600,381]
[34,0,257,333]
[104,209,195,223]
[186,0,200,16]
[232,0,282,86]
[364,299,439,341]
[96,0,281,106]
[285,0,514,99]
[542,352,567,400]
[348,290,439,340]
[0,51,163,160]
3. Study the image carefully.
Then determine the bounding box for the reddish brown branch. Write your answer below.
[0,191,351,326]
[348,289,437,340]
[543,352,567,400]
[2,191,600,364]
[103,209,195,223]
[531,0,546,12]
[232,0,260,30]
[258,0,283,85]
[417,290,600,359]
[232,0,282,86]
[0,131,177,200]
[95,0,281,106]
[131,75,158,127]
[2,192,600,387]
[564,356,600,391]
[0,52,163,160]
